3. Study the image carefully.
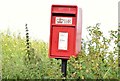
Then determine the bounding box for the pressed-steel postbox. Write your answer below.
[49,5,82,59]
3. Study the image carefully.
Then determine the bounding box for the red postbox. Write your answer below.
[49,5,82,59]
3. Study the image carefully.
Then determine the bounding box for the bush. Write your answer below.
[1,24,119,79]
[67,24,118,79]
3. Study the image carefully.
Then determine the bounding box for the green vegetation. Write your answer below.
[1,24,119,79]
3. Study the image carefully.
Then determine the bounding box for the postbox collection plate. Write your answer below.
[58,32,68,50]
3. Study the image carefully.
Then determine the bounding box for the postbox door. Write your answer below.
[51,27,75,57]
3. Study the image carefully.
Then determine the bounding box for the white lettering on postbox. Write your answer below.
[58,32,68,50]
[56,17,72,24]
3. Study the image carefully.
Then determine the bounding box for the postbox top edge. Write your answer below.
[52,4,78,8]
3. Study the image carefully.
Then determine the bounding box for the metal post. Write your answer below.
[61,59,67,77]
